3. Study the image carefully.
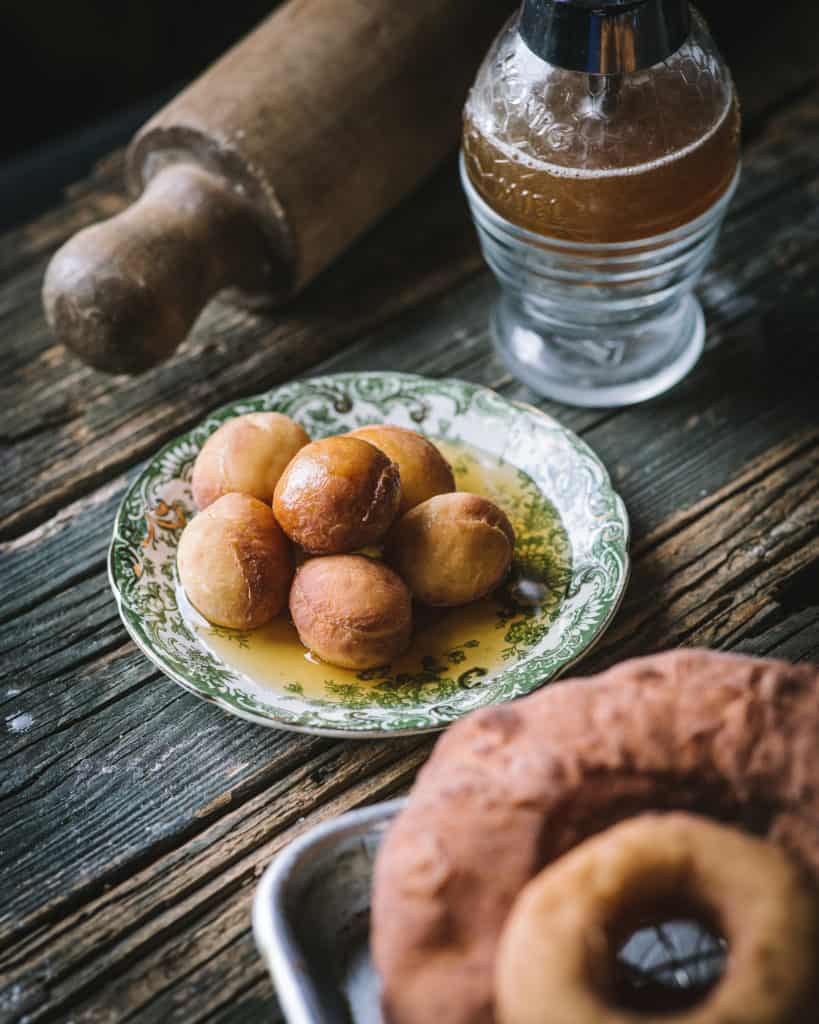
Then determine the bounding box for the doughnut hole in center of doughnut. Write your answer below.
[609,899,725,1013]
[495,813,819,1024]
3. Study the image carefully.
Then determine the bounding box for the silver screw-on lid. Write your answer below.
[519,0,691,74]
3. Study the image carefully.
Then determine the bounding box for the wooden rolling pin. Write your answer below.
[42,0,512,374]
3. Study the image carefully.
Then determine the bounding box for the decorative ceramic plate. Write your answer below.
[109,372,629,736]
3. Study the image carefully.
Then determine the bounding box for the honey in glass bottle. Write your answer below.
[461,0,741,406]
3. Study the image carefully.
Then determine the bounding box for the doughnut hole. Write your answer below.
[192,412,310,509]
[349,424,455,515]
[387,492,515,606]
[289,555,412,670]
[495,813,819,1024]
[177,492,292,629]
[612,911,725,1013]
[273,436,401,554]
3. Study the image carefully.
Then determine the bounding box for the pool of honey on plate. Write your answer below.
[178,439,572,704]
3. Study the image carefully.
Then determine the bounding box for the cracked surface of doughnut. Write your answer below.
[177,492,292,629]
[386,492,515,606]
[371,649,819,1024]
[349,424,455,515]
[191,412,310,509]
[273,436,400,554]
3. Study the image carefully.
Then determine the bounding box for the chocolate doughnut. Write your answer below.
[496,813,819,1024]
[371,649,819,1024]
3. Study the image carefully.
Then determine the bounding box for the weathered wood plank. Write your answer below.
[0,742,426,1023]
[741,605,819,663]
[0,474,129,624]
[128,933,276,1024]
[2,83,819,542]
[0,156,481,542]
[0,680,323,938]
[0,642,156,785]
[1,428,815,1023]
[584,441,819,667]
[0,39,817,1024]
[0,153,126,282]
[201,973,280,1024]
[580,314,819,538]
[1,80,817,963]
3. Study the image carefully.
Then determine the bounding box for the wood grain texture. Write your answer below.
[1,49,818,1024]
[1,435,816,1022]
[2,86,818,544]
[0,153,481,541]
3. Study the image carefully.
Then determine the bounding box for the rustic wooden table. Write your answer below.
[2,20,818,1023]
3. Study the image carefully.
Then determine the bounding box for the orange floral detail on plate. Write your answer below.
[135,500,188,575]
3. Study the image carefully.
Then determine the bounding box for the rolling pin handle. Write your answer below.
[42,164,273,374]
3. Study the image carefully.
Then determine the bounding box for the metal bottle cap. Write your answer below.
[519,0,691,74]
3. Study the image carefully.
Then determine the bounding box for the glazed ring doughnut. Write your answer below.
[495,813,819,1024]
[371,649,819,1024]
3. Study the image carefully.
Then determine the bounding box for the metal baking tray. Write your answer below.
[253,798,725,1023]
[253,799,404,1024]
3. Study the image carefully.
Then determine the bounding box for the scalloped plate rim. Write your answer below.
[108,372,630,736]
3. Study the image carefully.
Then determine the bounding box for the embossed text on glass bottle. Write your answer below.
[463,11,739,244]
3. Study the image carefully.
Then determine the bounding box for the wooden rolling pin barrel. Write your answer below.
[43,0,511,374]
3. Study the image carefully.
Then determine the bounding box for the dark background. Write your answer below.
[0,1,274,229]
[2,2,278,160]
[0,0,799,231]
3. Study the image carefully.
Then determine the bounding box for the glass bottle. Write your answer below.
[462,0,740,407]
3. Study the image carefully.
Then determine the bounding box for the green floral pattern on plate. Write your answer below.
[109,372,629,736]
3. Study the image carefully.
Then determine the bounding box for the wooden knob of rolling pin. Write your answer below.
[43,0,513,374]
[43,165,274,374]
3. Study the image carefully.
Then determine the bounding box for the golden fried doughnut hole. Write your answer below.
[273,436,401,554]
[387,492,515,606]
[289,555,412,670]
[496,813,819,1024]
[192,412,310,509]
[177,492,292,629]
[348,425,455,515]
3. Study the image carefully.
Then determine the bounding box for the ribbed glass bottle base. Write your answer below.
[462,155,739,408]
[492,292,705,408]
